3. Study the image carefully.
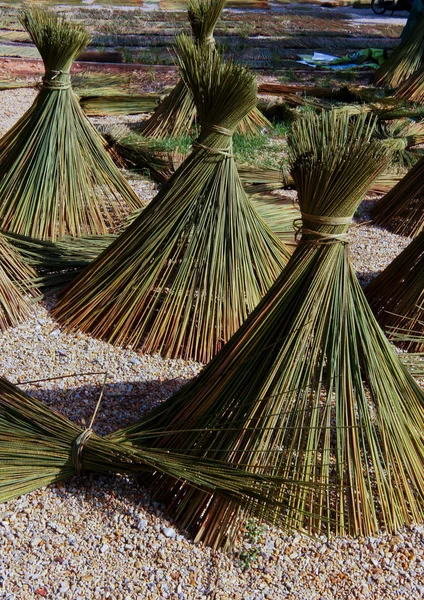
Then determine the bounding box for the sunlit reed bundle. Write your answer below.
[0,235,38,331]
[109,112,424,549]
[366,231,424,352]
[52,38,289,363]
[374,118,424,170]
[372,154,424,237]
[139,0,269,139]
[374,14,424,88]
[0,377,303,518]
[0,8,142,240]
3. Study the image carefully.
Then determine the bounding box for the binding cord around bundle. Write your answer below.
[42,69,71,90]
[71,374,106,477]
[293,213,351,244]
[0,7,143,240]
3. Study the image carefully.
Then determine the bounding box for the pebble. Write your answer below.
[162,527,177,539]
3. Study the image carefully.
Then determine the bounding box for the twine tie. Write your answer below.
[193,122,234,158]
[71,373,107,476]
[294,212,352,245]
[42,69,72,91]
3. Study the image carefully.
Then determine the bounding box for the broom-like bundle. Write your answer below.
[0,7,142,241]
[0,376,312,519]
[52,39,289,363]
[366,231,424,352]
[139,0,269,139]
[79,93,160,117]
[108,112,424,549]
[374,13,424,88]
[372,154,424,237]
[0,234,38,331]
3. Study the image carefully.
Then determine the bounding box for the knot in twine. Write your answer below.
[42,69,72,91]
[203,34,215,47]
[193,122,234,158]
[71,373,107,476]
[294,212,352,245]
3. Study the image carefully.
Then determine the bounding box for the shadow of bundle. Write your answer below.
[107,112,424,549]
[51,38,289,363]
[139,0,269,139]
[0,7,142,241]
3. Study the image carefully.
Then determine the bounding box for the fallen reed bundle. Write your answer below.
[366,231,424,352]
[374,118,424,170]
[98,124,172,184]
[374,13,424,88]
[52,38,289,363]
[0,376,309,520]
[140,0,269,138]
[79,94,160,117]
[3,230,115,290]
[372,154,424,237]
[109,112,424,549]
[0,234,38,331]
[0,8,142,240]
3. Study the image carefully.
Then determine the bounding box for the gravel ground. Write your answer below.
[0,87,423,600]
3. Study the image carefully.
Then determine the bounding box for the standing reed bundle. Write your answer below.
[0,7,142,241]
[0,235,38,331]
[374,14,424,88]
[52,38,289,363]
[108,112,424,549]
[372,154,424,237]
[139,0,269,139]
[366,231,424,352]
